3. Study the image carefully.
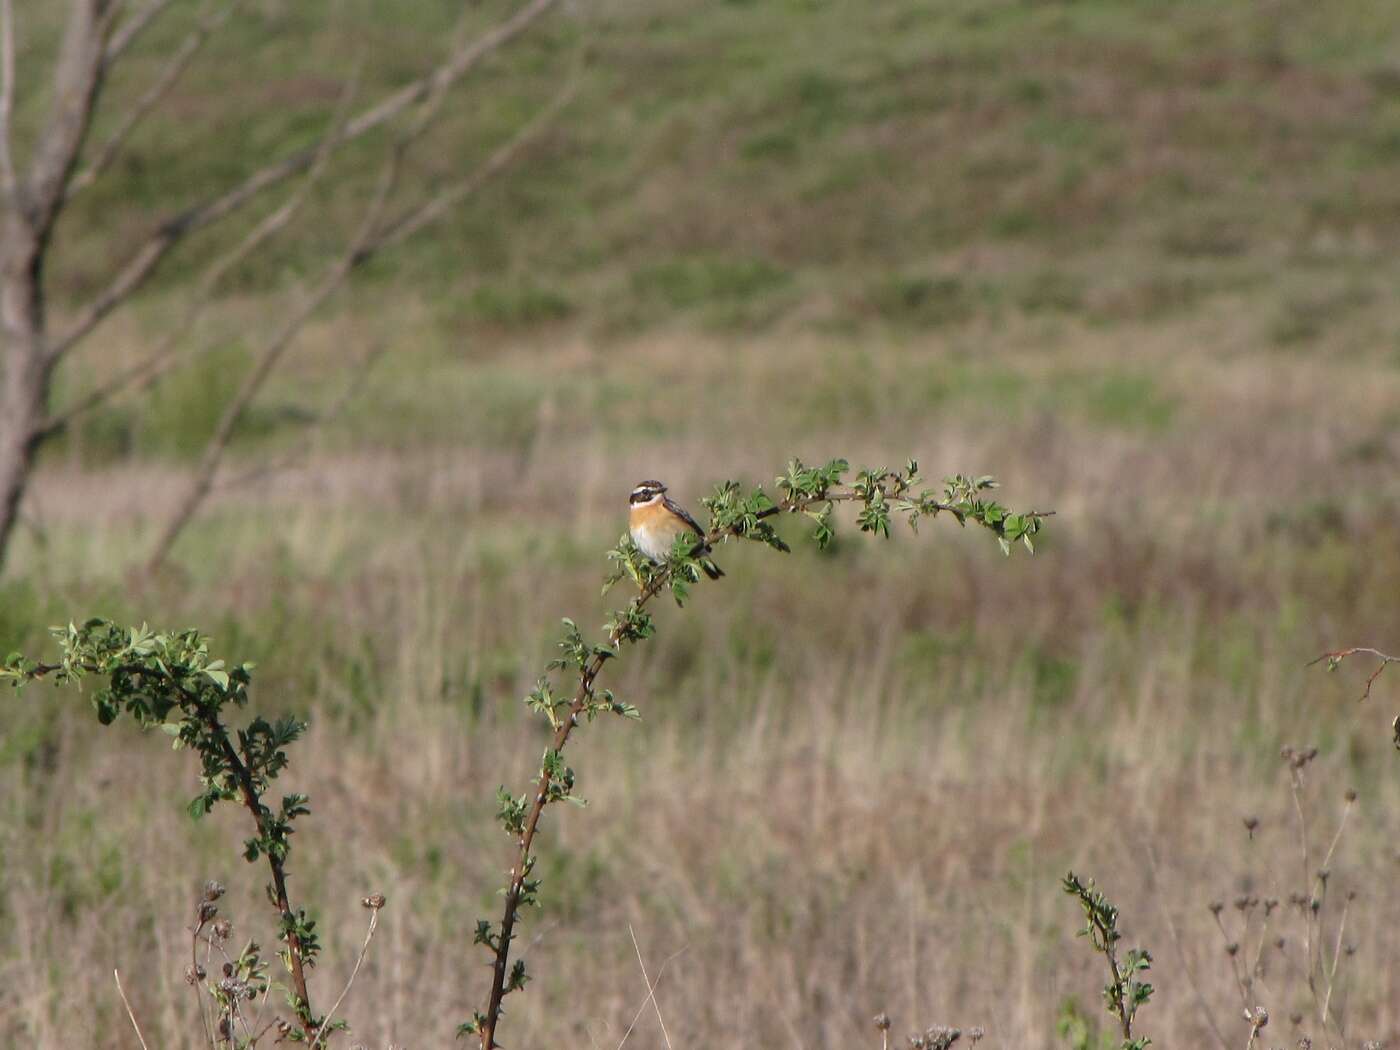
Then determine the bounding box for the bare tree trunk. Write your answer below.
[0,219,48,574]
[0,0,562,576]
[0,0,117,574]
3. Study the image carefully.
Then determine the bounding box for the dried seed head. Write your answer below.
[874,1014,892,1032]
[202,880,225,902]
[212,919,232,941]
[1264,898,1279,916]
[1243,816,1260,837]
[184,963,205,985]
[969,1028,984,1045]
[1344,788,1358,802]
[362,893,387,910]
[1317,868,1330,884]
[1209,900,1224,915]
[1226,942,1240,957]
[1245,1006,1269,1031]
[198,901,219,923]
[1344,943,1357,956]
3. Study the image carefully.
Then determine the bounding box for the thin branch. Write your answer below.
[113,969,152,1050]
[374,78,575,252]
[27,0,121,234]
[105,0,179,65]
[306,904,382,1050]
[189,903,216,1048]
[142,81,413,572]
[616,930,686,1050]
[143,64,570,571]
[140,196,381,573]
[49,0,558,362]
[1320,892,1349,1029]
[626,926,676,1050]
[37,61,363,438]
[212,342,385,493]
[1310,646,1399,702]
[67,0,239,201]
[1318,794,1353,875]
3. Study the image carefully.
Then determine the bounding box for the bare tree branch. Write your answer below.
[1310,646,1399,702]
[143,50,573,572]
[50,0,558,363]
[143,92,415,573]
[104,0,179,65]
[374,77,576,251]
[0,0,16,200]
[27,0,121,233]
[212,342,385,493]
[37,61,362,438]
[67,0,239,201]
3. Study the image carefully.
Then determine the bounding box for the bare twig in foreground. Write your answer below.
[114,969,152,1050]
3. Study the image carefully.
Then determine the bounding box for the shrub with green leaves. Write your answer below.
[3,456,1047,1050]
[463,458,1046,1048]
[2,622,330,1045]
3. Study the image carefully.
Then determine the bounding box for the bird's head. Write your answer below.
[629,480,667,506]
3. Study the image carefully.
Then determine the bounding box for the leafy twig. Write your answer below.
[3,623,322,1040]
[1062,872,1154,1050]
[464,458,1048,1049]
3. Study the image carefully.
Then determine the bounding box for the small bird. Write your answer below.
[628,480,724,579]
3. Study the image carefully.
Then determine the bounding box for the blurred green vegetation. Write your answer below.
[11,0,1396,373]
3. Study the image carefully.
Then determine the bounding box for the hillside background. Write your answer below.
[3,0,1400,1046]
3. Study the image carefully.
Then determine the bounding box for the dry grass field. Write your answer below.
[2,1,1400,1048]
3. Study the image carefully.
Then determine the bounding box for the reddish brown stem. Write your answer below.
[205,713,317,1039]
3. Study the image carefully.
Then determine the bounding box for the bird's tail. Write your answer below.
[701,557,724,580]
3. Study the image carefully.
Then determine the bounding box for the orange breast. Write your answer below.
[630,502,681,533]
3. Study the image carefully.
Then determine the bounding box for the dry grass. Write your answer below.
[2,332,1399,1048]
